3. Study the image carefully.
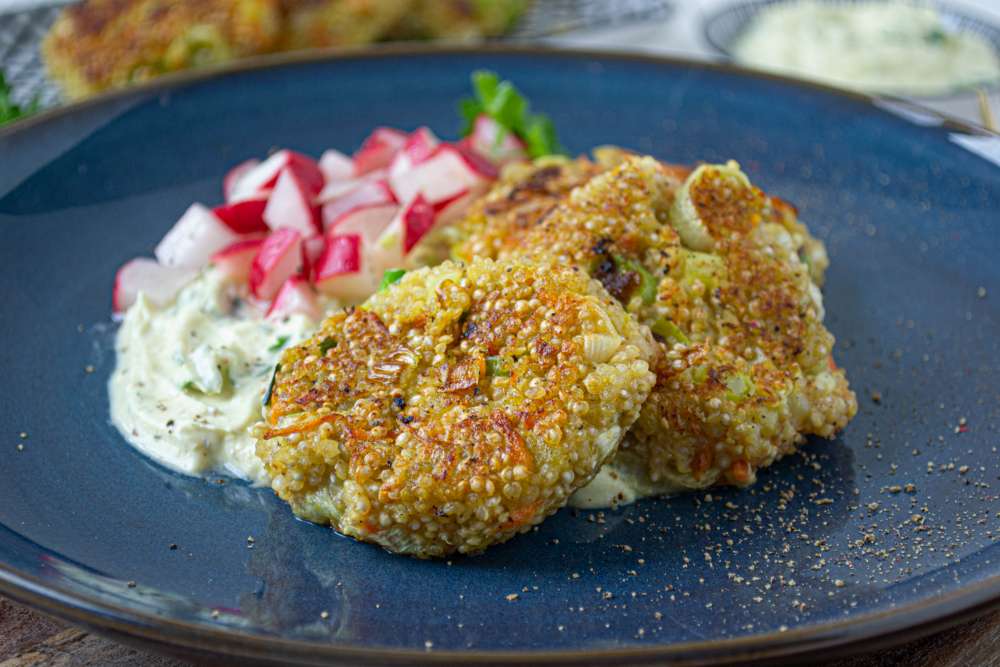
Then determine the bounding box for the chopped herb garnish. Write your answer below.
[615,256,659,305]
[0,72,39,127]
[318,337,337,355]
[485,355,510,377]
[651,317,690,345]
[925,28,947,44]
[181,381,200,393]
[379,268,407,291]
[268,335,289,352]
[263,364,280,407]
[459,70,563,158]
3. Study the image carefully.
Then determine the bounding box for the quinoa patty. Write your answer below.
[42,0,283,99]
[456,155,856,492]
[254,257,656,557]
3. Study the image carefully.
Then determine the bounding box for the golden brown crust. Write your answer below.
[279,0,413,49]
[448,156,604,263]
[453,155,857,491]
[43,0,283,99]
[255,257,656,556]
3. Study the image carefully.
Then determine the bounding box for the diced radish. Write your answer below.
[433,189,475,228]
[113,258,197,313]
[263,168,322,236]
[353,127,407,175]
[319,149,355,182]
[223,159,260,202]
[327,203,398,247]
[388,127,441,182]
[312,234,376,303]
[230,150,324,201]
[468,114,528,165]
[302,235,326,277]
[211,238,264,282]
[249,229,303,300]
[371,195,436,270]
[317,168,387,204]
[389,144,496,205]
[321,179,395,230]
[267,275,321,321]
[155,203,242,269]
[213,196,269,234]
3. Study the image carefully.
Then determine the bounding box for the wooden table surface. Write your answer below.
[2,597,999,666]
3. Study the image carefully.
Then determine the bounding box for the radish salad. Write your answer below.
[109,72,545,482]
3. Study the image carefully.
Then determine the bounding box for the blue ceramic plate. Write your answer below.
[2,48,999,665]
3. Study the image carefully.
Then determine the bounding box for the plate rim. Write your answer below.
[2,44,999,665]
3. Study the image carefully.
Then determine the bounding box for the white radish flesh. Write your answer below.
[389,144,496,205]
[320,179,395,230]
[263,168,322,236]
[211,238,264,283]
[223,159,260,202]
[319,149,355,182]
[267,275,321,321]
[326,203,398,247]
[113,258,197,313]
[155,203,242,269]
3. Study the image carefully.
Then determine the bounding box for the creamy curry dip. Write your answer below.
[109,268,318,484]
[732,1,1000,96]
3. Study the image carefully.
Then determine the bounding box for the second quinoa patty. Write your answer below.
[254,257,657,557]
[457,155,856,493]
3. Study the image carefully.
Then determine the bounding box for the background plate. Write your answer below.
[1,48,999,665]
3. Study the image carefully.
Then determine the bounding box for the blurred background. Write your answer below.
[1,0,998,128]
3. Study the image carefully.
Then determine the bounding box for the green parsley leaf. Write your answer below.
[181,381,201,393]
[485,355,510,377]
[318,337,337,355]
[379,268,407,291]
[268,335,289,352]
[0,72,39,127]
[458,70,563,158]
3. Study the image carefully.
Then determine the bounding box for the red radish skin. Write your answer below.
[249,229,304,301]
[263,168,322,236]
[213,197,269,234]
[313,234,377,302]
[400,194,436,254]
[223,159,260,202]
[326,203,398,247]
[211,238,264,282]
[320,179,395,230]
[266,275,321,321]
[353,127,407,175]
[319,149,355,182]
[388,126,441,181]
[155,203,242,269]
[389,144,496,204]
[370,194,436,271]
[113,258,197,313]
[230,150,324,201]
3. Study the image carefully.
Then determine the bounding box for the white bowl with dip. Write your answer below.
[703,0,1000,98]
